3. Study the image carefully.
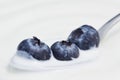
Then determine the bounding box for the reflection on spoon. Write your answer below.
[9,13,120,71]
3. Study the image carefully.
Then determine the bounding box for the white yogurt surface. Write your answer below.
[0,0,120,80]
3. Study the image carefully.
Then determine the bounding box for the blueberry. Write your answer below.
[51,40,79,61]
[68,25,100,50]
[17,36,51,60]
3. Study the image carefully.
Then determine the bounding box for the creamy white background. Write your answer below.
[0,0,120,80]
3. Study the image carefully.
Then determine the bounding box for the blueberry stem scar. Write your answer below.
[98,13,120,40]
[33,36,41,45]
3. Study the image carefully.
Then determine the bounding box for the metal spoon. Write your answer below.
[9,13,120,71]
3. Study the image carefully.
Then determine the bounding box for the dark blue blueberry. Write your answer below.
[51,40,79,61]
[68,25,100,50]
[17,36,51,60]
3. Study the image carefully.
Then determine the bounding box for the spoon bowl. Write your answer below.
[10,48,99,71]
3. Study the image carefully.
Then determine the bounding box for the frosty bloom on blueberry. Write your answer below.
[68,25,100,50]
[51,40,79,61]
[17,36,51,60]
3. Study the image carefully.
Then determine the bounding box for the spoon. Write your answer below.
[9,13,120,71]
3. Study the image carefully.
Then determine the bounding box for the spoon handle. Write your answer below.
[98,13,120,40]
